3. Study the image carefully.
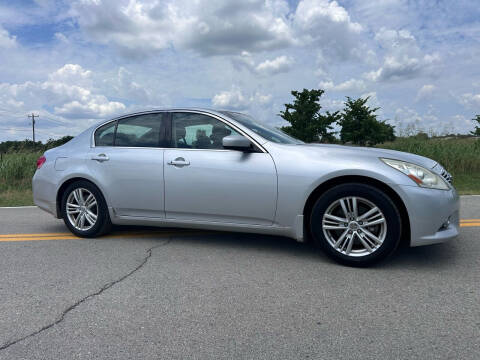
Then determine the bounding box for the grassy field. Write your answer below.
[378,137,480,194]
[0,137,478,206]
[0,152,40,206]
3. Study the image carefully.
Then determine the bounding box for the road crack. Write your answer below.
[0,239,170,351]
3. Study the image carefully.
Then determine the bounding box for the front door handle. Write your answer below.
[168,157,190,167]
[91,154,109,162]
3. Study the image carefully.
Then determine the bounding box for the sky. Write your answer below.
[0,0,479,142]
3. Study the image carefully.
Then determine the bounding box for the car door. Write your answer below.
[89,112,167,218]
[163,111,277,225]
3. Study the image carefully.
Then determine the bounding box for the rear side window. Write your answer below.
[115,114,163,147]
[94,113,166,147]
[94,122,116,146]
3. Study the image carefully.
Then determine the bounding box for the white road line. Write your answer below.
[0,206,38,209]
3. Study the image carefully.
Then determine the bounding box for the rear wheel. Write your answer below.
[61,180,112,237]
[310,183,402,267]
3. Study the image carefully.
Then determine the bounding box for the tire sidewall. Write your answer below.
[310,183,402,266]
[61,180,110,237]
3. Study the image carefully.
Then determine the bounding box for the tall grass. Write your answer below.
[378,137,480,194]
[0,137,479,206]
[378,137,480,175]
[0,152,41,191]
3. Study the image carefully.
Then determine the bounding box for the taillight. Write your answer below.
[37,155,46,169]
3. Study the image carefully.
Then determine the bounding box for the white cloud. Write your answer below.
[294,0,362,34]
[118,67,150,100]
[0,0,479,142]
[458,93,480,110]
[416,84,436,102]
[253,92,273,105]
[452,114,478,134]
[294,0,362,59]
[0,26,16,48]
[48,64,92,86]
[0,64,126,138]
[212,87,250,110]
[319,78,366,92]
[69,0,365,60]
[233,52,294,75]
[54,97,125,118]
[365,28,441,82]
[70,0,295,56]
[361,91,381,110]
[255,55,294,75]
[212,86,272,110]
[54,32,69,44]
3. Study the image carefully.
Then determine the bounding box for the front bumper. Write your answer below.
[393,184,460,247]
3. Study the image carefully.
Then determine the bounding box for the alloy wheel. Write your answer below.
[322,196,387,257]
[66,188,98,231]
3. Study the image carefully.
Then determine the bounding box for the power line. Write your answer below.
[0,112,68,125]
[42,117,66,126]
[0,127,32,132]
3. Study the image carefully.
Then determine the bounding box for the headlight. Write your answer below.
[381,158,449,190]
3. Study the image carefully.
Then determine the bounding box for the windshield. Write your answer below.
[220,111,303,145]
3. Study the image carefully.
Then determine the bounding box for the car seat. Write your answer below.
[210,124,232,148]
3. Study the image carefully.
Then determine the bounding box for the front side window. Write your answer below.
[172,112,239,149]
[94,121,116,146]
[115,113,164,147]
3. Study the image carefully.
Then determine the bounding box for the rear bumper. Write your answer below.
[393,184,460,247]
[32,170,58,217]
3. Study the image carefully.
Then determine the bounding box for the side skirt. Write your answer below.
[108,208,295,239]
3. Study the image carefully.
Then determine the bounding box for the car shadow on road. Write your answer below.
[386,241,459,269]
[112,225,459,269]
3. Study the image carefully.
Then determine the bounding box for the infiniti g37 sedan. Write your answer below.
[33,109,459,266]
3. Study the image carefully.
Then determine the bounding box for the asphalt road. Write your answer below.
[0,197,479,359]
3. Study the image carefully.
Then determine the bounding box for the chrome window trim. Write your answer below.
[91,109,268,153]
[169,110,267,153]
[92,146,249,153]
[91,110,168,148]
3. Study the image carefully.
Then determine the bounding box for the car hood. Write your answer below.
[297,143,438,169]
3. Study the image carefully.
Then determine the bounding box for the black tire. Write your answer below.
[310,183,401,267]
[61,180,112,237]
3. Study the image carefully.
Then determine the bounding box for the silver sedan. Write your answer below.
[32,108,459,266]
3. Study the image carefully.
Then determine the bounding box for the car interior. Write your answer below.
[95,113,238,149]
[172,115,236,149]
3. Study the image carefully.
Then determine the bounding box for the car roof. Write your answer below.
[88,107,269,148]
[106,108,241,122]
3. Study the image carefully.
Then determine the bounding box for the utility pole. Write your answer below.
[28,113,39,145]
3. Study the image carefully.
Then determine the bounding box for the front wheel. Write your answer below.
[61,180,112,237]
[310,183,402,267]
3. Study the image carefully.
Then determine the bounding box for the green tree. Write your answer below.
[471,115,480,136]
[279,89,339,143]
[0,136,73,154]
[338,96,395,146]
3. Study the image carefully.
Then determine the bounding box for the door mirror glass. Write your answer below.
[222,135,252,151]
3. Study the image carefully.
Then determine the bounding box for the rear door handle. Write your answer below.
[91,154,109,162]
[168,157,190,167]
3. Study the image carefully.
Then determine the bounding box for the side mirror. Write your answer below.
[222,135,253,151]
